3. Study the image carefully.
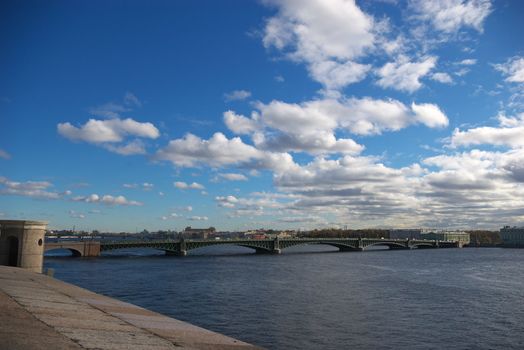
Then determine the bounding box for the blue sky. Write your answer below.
[1,0,524,232]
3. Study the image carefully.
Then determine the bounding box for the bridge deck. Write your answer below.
[46,237,459,257]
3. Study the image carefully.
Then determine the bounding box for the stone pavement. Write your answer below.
[0,266,261,349]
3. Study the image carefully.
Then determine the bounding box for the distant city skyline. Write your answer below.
[1,0,524,232]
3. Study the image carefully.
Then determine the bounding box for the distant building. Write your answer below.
[389,229,422,239]
[421,230,470,246]
[500,226,524,248]
[182,226,216,239]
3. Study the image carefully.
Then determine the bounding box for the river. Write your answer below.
[44,245,524,349]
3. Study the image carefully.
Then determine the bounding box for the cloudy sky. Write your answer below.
[1,0,524,232]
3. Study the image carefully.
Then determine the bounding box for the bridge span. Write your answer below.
[44,237,462,257]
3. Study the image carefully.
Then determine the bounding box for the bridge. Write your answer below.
[44,237,462,257]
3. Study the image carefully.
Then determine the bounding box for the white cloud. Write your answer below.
[124,182,154,190]
[450,113,524,149]
[459,58,477,65]
[142,183,154,190]
[72,193,142,206]
[262,0,375,90]
[0,149,11,160]
[174,181,205,190]
[223,111,259,135]
[58,93,158,156]
[0,177,60,199]
[104,140,147,155]
[253,130,363,155]
[494,56,524,83]
[58,118,159,144]
[161,212,180,220]
[156,132,262,167]
[69,210,85,219]
[216,195,239,208]
[309,59,371,90]
[234,97,448,139]
[217,173,248,181]
[410,0,492,34]
[411,102,449,128]
[431,72,453,84]
[454,68,470,77]
[188,216,208,221]
[376,55,437,93]
[224,90,252,102]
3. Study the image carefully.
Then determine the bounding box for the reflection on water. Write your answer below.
[45,246,524,349]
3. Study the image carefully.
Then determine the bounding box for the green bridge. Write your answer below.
[44,237,462,257]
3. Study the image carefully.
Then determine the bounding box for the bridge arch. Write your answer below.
[410,242,436,249]
[279,240,360,252]
[363,241,408,250]
[44,247,83,257]
[185,241,274,254]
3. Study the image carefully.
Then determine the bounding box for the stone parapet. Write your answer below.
[0,266,261,349]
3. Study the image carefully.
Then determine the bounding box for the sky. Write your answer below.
[1,0,524,232]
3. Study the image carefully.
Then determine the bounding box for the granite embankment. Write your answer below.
[0,266,261,349]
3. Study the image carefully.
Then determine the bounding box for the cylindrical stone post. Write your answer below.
[0,220,48,273]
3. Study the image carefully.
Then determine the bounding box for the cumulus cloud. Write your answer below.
[223,111,259,135]
[240,147,524,228]
[72,193,142,206]
[376,55,437,93]
[411,102,449,128]
[309,59,371,91]
[494,56,524,83]
[58,118,159,143]
[224,90,252,102]
[227,97,448,148]
[459,58,477,65]
[217,173,248,181]
[104,140,147,155]
[431,72,453,84]
[174,181,205,190]
[450,113,524,149]
[123,182,154,190]
[0,177,61,199]
[262,0,375,90]
[156,133,262,168]
[410,0,492,34]
[58,93,159,156]
[216,195,239,208]
[253,131,364,155]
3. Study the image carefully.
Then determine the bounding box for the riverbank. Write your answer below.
[0,266,260,349]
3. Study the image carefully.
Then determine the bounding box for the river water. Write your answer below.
[44,245,524,349]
